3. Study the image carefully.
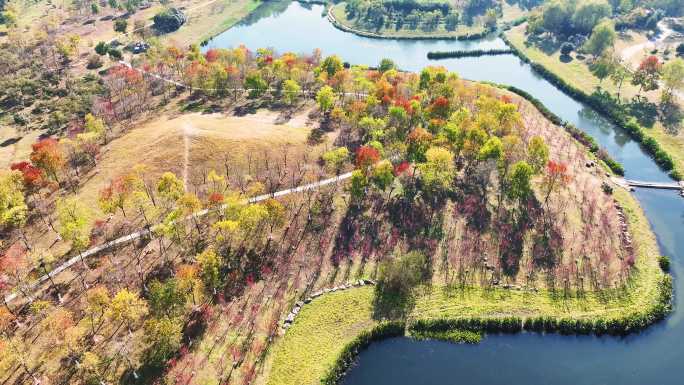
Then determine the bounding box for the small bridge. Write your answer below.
[612,177,684,195]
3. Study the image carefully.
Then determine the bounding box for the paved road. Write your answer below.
[3,171,353,305]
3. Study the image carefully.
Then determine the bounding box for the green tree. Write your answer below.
[56,197,92,259]
[0,171,28,231]
[378,58,395,73]
[583,20,616,57]
[376,251,428,298]
[610,61,631,100]
[507,161,534,202]
[542,0,571,34]
[245,72,268,98]
[527,136,549,173]
[348,170,368,202]
[572,0,612,34]
[320,55,343,77]
[590,54,615,84]
[661,58,684,103]
[316,85,336,113]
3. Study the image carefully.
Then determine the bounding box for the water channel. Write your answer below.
[206,2,684,383]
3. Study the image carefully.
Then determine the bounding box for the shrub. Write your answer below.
[677,43,684,56]
[560,42,574,55]
[114,18,128,33]
[658,256,671,272]
[86,54,103,69]
[94,41,109,55]
[153,8,187,33]
[107,48,122,60]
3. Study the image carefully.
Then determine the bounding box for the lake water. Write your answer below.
[207,2,684,384]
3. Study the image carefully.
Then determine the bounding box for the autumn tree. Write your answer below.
[322,147,349,175]
[0,171,28,238]
[143,316,182,365]
[84,286,110,335]
[107,289,148,333]
[157,172,185,205]
[418,147,455,196]
[99,175,134,216]
[30,138,64,183]
[197,248,222,295]
[631,56,661,94]
[527,136,549,173]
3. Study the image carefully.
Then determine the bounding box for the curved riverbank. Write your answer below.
[266,128,670,385]
[500,33,682,181]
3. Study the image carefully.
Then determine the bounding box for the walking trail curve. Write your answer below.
[4,171,353,305]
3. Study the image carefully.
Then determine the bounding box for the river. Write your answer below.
[205,2,684,384]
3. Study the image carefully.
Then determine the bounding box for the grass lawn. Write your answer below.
[505,24,684,178]
[264,186,666,385]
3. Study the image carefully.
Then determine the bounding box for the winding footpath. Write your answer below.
[4,171,353,305]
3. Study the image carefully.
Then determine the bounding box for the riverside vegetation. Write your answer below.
[503,0,684,179]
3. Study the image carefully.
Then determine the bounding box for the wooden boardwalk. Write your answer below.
[624,179,684,190]
[612,177,684,194]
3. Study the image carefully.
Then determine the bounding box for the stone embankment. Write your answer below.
[283,279,376,329]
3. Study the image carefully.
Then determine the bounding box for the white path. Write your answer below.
[4,171,353,305]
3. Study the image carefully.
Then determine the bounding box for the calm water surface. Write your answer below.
[208,3,684,384]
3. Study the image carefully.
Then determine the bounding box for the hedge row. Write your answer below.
[427,48,513,59]
[409,328,482,344]
[501,34,681,180]
[498,84,625,176]
[321,321,406,385]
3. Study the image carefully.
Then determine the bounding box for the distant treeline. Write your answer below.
[427,48,513,59]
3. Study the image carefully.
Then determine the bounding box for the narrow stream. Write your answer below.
[206,2,684,383]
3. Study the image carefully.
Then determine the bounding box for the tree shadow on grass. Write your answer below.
[372,289,416,321]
